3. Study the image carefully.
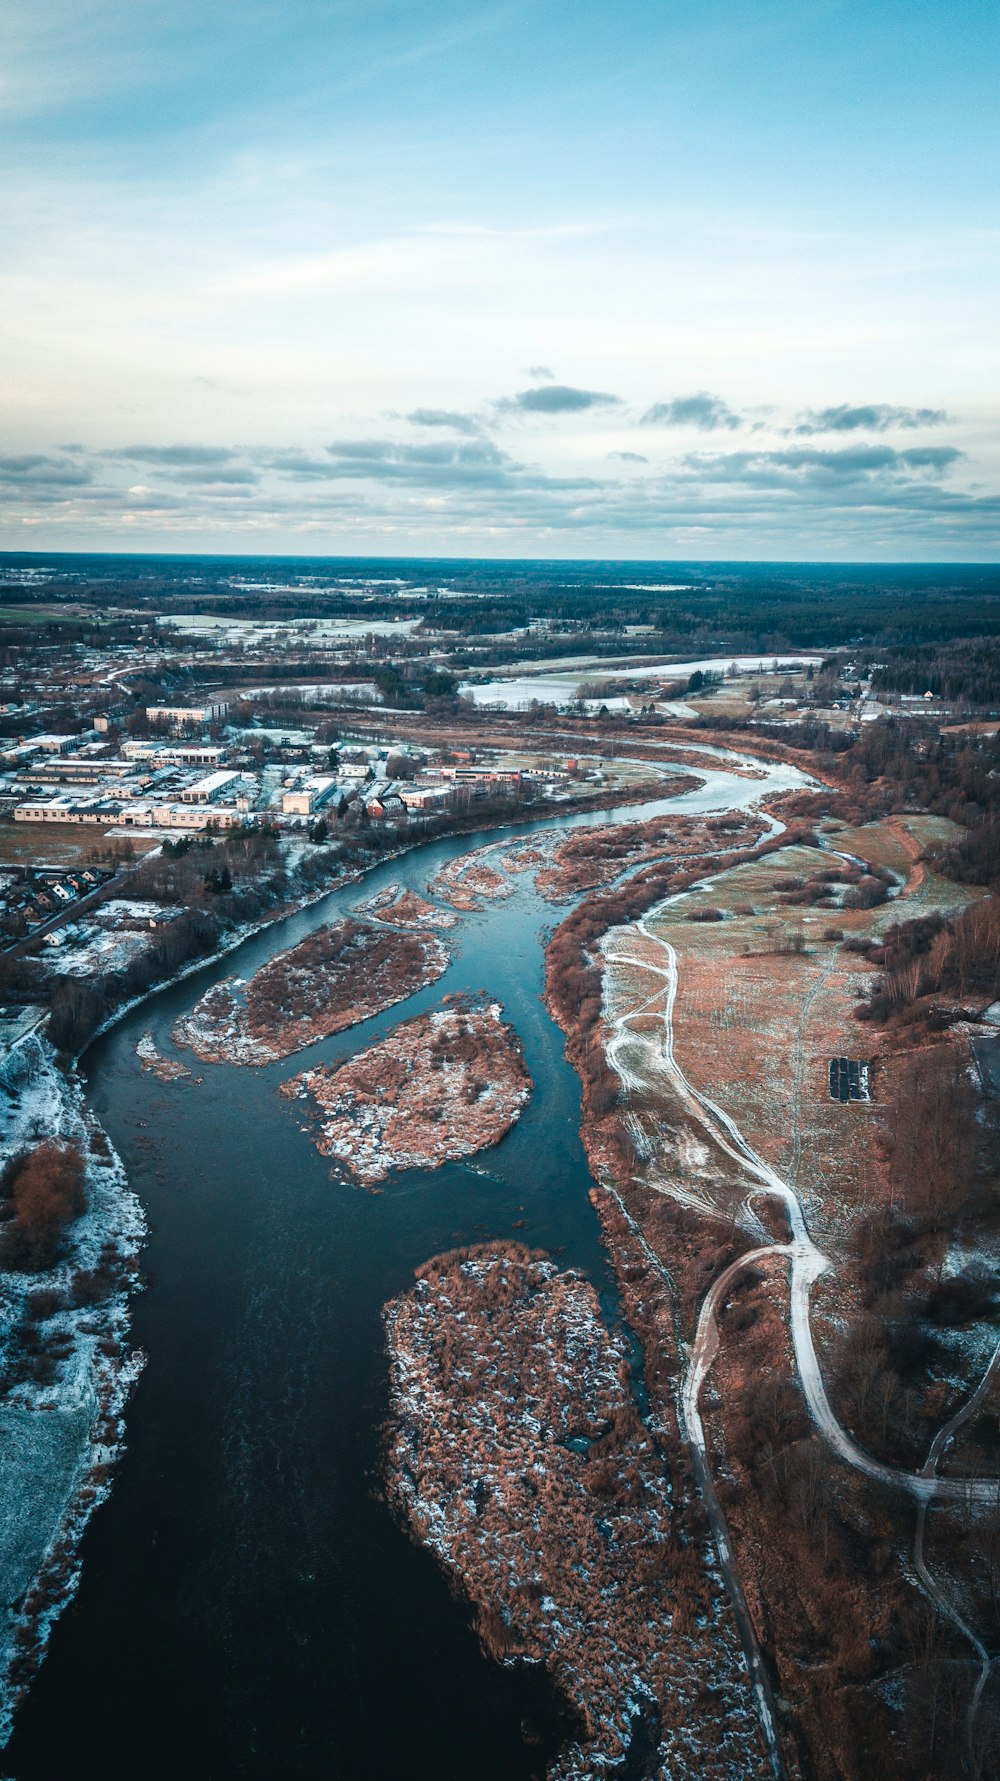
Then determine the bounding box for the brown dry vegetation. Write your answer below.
[544,806,1000,1781]
[284,998,531,1184]
[384,1243,772,1781]
[135,1033,194,1082]
[708,1260,960,1781]
[429,851,516,910]
[173,918,450,1064]
[0,1139,87,1272]
[366,887,457,929]
[543,821,821,1183]
[532,808,757,902]
[856,897,1000,1022]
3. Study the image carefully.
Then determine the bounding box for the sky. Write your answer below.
[1,0,998,560]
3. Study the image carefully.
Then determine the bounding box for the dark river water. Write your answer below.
[6,759,801,1781]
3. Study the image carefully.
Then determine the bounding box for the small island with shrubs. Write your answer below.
[283,996,532,1184]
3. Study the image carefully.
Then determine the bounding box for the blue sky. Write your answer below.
[2,0,998,557]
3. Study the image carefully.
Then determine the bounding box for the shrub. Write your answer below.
[25,1286,66,1320]
[844,875,890,910]
[923,1269,997,1327]
[0,1140,87,1273]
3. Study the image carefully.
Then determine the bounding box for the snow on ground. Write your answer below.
[136,1034,195,1082]
[98,899,164,924]
[43,896,171,978]
[0,1033,145,1745]
[287,1001,531,1185]
[44,928,151,977]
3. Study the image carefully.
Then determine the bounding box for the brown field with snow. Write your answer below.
[384,1243,769,1780]
[586,817,998,1781]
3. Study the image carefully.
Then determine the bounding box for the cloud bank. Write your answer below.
[2,396,991,558]
[793,403,949,434]
[641,393,743,431]
[503,384,621,415]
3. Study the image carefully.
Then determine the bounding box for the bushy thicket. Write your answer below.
[0,1139,87,1272]
[857,898,1000,1019]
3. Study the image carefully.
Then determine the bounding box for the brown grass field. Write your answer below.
[592,817,994,1780]
[0,823,159,868]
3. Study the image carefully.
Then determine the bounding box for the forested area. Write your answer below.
[4,555,1000,652]
[873,638,1000,705]
[856,900,1000,1019]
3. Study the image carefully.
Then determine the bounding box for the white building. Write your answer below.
[181,770,241,804]
[0,741,41,767]
[149,803,245,830]
[15,797,123,825]
[33,734,77,754]
[145,700,228,728]
[122,740,225,767]
[280,776,339,817]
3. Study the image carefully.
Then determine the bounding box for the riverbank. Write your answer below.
[1,742,810,1770]
[73,770,698,1064]
[552,802,1000,1779]
[0,1034,144,1745]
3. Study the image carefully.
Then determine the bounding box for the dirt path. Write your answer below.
[913,1336,1000,1757]
[602,907,1000,1765]
[607,918,999,1505]
[885,815,928,900]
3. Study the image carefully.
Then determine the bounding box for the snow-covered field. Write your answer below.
[45,927,151,977]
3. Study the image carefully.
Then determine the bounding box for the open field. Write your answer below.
[603,832,979,1243]
[0,605,72,623]
[591,816,999,1779]
[831,812,966,874]
[0,825,158,869]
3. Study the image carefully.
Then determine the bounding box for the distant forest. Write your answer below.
[2,554,1000,653]
[872,638,1000,704]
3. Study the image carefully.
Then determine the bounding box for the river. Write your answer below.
[5,751,808,1781]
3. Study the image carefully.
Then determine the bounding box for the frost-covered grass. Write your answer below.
[0,826,158,869]
[0,1034,144,1746]
[598,841,896,1251]
[173,917,450,1066]
[45,926,151,977]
